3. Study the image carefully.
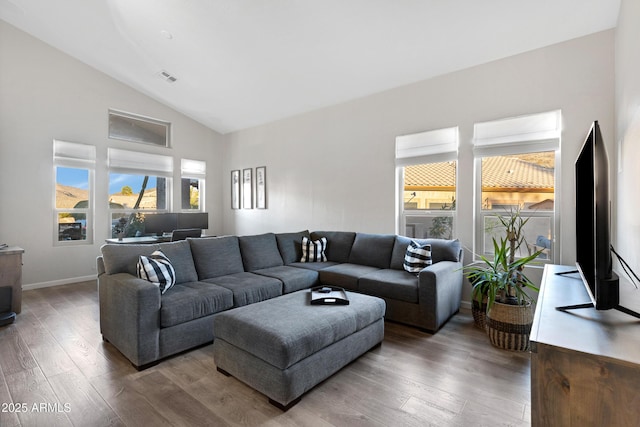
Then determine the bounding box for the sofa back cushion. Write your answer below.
[275,230,310,264]
[238,233,284,271]
[157,240,199,284]
[189,236,245,279]
[310,231,356,263]
[349,233,396,269]
[390,236,462,270]
[101,243,160,276]
[100,241,196,285]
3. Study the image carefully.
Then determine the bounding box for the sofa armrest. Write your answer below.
[96,256,106,276]
[417,260,463,332]
[98,272,161,367]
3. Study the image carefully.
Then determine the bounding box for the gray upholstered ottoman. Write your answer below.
[212,290,385,410]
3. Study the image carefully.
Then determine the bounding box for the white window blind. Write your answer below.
[473,110,561,156]
[181,158,206,178]
[53,140,96,166]
[108,148,173,176]
[395,126,458,166]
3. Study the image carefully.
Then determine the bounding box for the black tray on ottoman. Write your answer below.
[310,285,350,305]
[212,289,385,410]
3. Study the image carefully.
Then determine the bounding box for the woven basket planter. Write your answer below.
[471,297,488,331]
[486,301,533,351]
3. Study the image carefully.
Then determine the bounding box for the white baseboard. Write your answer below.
[23,275,97,290]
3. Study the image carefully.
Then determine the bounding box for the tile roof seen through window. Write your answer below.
[405,162,456,189]
[405,156,554,191]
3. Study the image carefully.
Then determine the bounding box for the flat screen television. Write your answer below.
[557,121,640,318]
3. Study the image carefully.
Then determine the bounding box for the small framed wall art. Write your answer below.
[242,168,253,209]
[231,170,240,209]
[256,166,267,209]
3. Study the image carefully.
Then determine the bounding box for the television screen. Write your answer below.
[574,121,618,309]
[559,121,640,319]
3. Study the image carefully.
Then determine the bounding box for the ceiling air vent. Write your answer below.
[158,70,177,83]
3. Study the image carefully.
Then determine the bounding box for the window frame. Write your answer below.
[180,158,206,212]
[395,127,459,239]
[107,148,173,238]
[53,140,96,246]
[472,111,561,264]
[399,162,458,240]
[108,109,171,148]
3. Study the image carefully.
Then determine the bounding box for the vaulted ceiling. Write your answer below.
[0,0,621,134]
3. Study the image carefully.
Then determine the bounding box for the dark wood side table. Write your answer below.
[0,246,24,314]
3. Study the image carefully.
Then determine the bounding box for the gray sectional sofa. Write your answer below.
[97,230,463,369]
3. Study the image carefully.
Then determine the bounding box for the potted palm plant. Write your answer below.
[466,208,543,350]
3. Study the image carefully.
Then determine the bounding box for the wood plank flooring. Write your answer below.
[0,281,531,426]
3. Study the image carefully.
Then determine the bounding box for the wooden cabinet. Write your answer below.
[530,264,640,426]
[0,247,24,313]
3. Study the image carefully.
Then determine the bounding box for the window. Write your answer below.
[403,162,457,239]
[181,159,206,211]
[396,127,458,239]
[53,140,95,244]
[473,110,560,262]
[108,148,173,238]
[108,109,171,147]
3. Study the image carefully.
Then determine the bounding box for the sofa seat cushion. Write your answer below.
[288,261,340,271]
[319,263,381,291]
[160,282,234,328]
[205,272,283,307]
[359,269,419,304]
[253,266,319,294]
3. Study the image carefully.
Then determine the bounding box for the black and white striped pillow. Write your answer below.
[137,250,176,294]
[300,237,328,262]
[403,241,432,274]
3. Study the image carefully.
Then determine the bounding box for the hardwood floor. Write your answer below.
[0,281,531,426]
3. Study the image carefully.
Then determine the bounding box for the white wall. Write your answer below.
[224,30,615,276]
[615,0,640,278]
[0,18,619,292]
[0,21,225,287]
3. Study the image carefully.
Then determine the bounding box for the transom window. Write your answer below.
[108,109,171,147]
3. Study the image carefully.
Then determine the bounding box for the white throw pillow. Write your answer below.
[137,250,176,294]
[300,237,328,262]
[403,241,432,273]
